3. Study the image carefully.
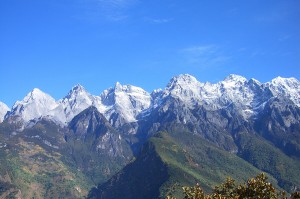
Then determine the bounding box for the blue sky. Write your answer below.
[1,0,300,107]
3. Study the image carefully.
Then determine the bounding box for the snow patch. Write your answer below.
[0,101,10,122]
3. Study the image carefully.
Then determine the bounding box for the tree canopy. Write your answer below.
[167,173,300,199]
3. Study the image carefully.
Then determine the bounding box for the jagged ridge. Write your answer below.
[2,74,300,128]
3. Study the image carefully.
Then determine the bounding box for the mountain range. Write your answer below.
[0,74,299,198]
[1,74,299,127]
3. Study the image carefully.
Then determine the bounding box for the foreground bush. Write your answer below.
[167,173,300,199]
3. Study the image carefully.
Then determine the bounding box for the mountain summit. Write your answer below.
[100,82,151,126]
[6,88,57,122]
[57,84,102,123]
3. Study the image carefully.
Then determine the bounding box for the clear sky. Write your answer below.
[0,0,299,107]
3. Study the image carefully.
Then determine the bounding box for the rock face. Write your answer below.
[254,96,300,158]
[68,106,130,158]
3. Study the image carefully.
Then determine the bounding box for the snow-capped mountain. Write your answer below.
[3,74,299,127]
[100,82,151,126]
[162,74,204,107]
[159,74,259,110]
[151,74,298,119]
[4,83,151,127]
[55,83,151,126]
[266,76,300,106]
[53,84,103,124]
[6,88,58,122]
[0,101,10,122]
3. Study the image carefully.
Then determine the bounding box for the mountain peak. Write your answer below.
[71,84,86,93]
[59,84,98,123]
[69,106,110,137]
[72,106,106,122]
[270,76,299,86]
[172,74,198,83]
[31,88,45,95]
[224,74,247,82]
[114,82,123,92]
[100,82,151,125]
[167,74,200,89]
[65,84,90,100]
[266,76,300,106]
[23,88,54,103]
[249,78,261,84]
[7,88,58,123]
[32,88,43,93]
[268,76,300,91]
[164,74,203,106]
[113,82,148,95]
[221,74,247,88]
